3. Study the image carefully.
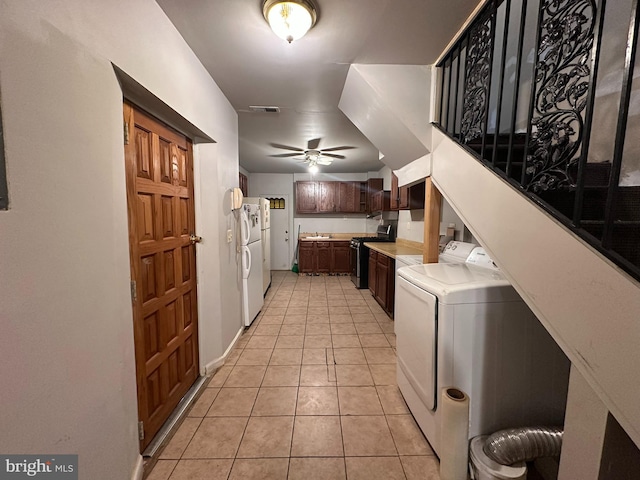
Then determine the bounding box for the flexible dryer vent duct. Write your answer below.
[483,427,563,465]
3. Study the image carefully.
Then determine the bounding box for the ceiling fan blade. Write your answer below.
[268,153,302,158]
[322,153,345,159]
[269,142,304,152]
[307,138,322,150]
[321,146,357,152]
[317,159,333,165]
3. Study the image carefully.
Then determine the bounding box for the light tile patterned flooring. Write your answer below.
[148,271,441,480]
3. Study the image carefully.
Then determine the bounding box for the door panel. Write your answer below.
[124,103,199,451]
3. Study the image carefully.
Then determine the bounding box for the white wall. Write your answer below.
[0,1,239,478]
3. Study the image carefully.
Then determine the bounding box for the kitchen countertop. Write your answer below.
[299,237,352,242]
[298,232,367,242]
[363,241,423,259]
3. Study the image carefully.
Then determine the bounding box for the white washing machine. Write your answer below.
[395,248,570,457]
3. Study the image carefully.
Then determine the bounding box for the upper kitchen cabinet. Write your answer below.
[366,178,383,214]
[399,180,426,210]
[239,172,248,197]
[296,181,318,213]
[338,181,364,213]
[390,173,399,210]
[370,190,391,214]
[295,180,372,214]
[391,173,425,210]
[317,182,338,213]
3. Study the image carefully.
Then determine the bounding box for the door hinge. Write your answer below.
[124,121,130,145]
[138,421,144,440]
[130,281,137,304]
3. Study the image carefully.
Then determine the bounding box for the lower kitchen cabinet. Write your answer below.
[331,242,351,273]
[316,242,331,273]
[368,250,377,294]
[368,249,395,316]
[298,240,351,274]
[298,241,315,273]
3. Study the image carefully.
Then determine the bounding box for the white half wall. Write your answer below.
[431,128,640,448]
[0,1,239,478]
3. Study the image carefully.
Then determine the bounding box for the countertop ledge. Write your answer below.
[298,232,367,241]
[363,242,423,259]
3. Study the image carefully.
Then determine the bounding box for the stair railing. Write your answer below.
[436,0,640,282]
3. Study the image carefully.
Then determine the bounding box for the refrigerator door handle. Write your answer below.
[241,245,251,279]
[241,211,251,245]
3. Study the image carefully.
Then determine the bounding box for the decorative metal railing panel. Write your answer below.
[525,0,596,192]
[436,0,640,282]
[461,13,494,143]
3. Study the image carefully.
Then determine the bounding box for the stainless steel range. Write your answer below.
[350,224,395,289]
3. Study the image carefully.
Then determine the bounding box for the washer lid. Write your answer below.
[395,255,423,268]
[397,263,522,304]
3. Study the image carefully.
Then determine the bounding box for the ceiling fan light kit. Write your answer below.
[268,137,355,171]
[263,0,318,43]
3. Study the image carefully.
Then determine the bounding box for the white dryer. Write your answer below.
[395,248,569,457]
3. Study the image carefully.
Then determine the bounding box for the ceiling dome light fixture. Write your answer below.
[308,162,319,174]
[263,0,318,44]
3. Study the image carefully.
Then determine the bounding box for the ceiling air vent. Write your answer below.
[249,105,280,113]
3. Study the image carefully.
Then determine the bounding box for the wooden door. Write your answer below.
[296,182,317,213]
[123,103,199,450]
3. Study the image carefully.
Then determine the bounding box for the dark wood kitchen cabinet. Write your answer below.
[296,181,318,213]
[298,241,315,273]
[367,249,395,316]
[370,190,391,213]
[331,242,351,273]
[239,172,248,197]
[390,173,399,210]
[399,180,426,210]
[368,250,377,294]
[338,181,362,213]
[366,178,383,213]
[317,182,338,212]
[298,240,351,274]
[316,241,331,272]
[295,180,374,214]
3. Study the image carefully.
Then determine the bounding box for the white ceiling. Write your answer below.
[157,0,479,173]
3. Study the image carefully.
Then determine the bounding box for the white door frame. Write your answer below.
[260,193,294,270]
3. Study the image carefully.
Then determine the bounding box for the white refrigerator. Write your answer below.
[240,203,264,327]
[245,197,271,294]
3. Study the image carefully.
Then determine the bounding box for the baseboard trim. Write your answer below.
[203,326,244,375]
[130,455,144,480]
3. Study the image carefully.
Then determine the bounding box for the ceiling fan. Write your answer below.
[268,138,356,166]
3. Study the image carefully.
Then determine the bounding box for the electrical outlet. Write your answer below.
[227,229,233,243]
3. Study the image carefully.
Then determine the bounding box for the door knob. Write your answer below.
[189,234,203,244]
